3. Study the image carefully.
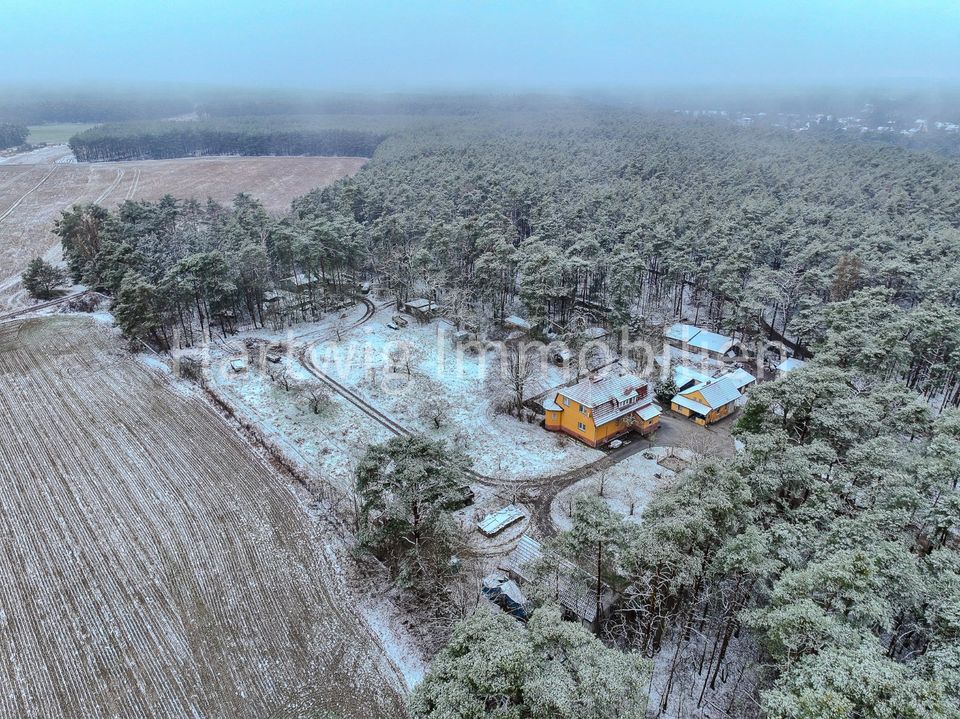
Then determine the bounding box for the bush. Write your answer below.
[21,258,66,300]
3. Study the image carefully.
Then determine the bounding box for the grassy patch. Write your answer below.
[26,123,97,145]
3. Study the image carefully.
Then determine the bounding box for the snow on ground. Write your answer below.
[210,354,393,493]
[359,597,428,690]
[312,315,605,480]
[550,446,695,532]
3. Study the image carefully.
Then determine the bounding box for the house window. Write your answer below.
[563,397,570,407]
[551,412,558,420]
[578,422,586,431]
[579,404,586,413]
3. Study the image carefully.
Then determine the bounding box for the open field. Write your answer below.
[26,124,97,145]
[0,149,366,309]
[0,316,405,719]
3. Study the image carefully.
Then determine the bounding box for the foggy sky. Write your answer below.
[2,0,958,91]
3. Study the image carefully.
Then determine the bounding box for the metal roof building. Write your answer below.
[670,374,743,425]
[665,323,738,357]
[690,375,742,407]
[723,367,757,391]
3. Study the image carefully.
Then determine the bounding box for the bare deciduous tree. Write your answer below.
[496,342,542,416]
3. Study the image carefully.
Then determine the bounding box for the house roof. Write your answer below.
[723,367,756,391]
[665,323,701,343]
[673,365,714,390]
[557,372,649,409]
[505,535,612,624]
[405,298,433,310]
[686,375,742,408]
[671,394,712,416]
[637,404,662,421]
[665,323,736,355]
[592,398,656,426]
[689,329,737,355]
[777,358,807,373]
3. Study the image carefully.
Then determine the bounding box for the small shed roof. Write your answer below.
[482,574,528,612]
[542,398,562,412]
[499,579,526,606]
[504,315,532,330]
[405,298,433,310]
[777,358,807,373]
[583,327,607,340]
[637,404,662,421]
[478,504,525,536]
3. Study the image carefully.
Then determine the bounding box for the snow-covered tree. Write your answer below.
[409,606,651,719]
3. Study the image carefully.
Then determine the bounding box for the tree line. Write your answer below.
[0,123,27,149]
[53,194,363,347]
[68,119,388,161]
[51,107,960,405]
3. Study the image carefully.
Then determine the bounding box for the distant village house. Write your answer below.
[402,298,436,321]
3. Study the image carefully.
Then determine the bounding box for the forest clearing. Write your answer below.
[0,150,366,309]
[0,316,406,719]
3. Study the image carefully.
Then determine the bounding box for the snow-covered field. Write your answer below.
[311,314,605,480]
[0,316,406,718]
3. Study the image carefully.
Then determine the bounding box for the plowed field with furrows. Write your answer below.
[0,317,404,719]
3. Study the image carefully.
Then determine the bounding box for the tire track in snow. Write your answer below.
[125,168,141,200]
[0,166,57,224]
[93,168,124,204]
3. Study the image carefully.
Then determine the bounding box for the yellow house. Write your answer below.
[670,375,742,425]
[544,372,661,447]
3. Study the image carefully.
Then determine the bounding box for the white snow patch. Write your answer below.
[551,446,685,531]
